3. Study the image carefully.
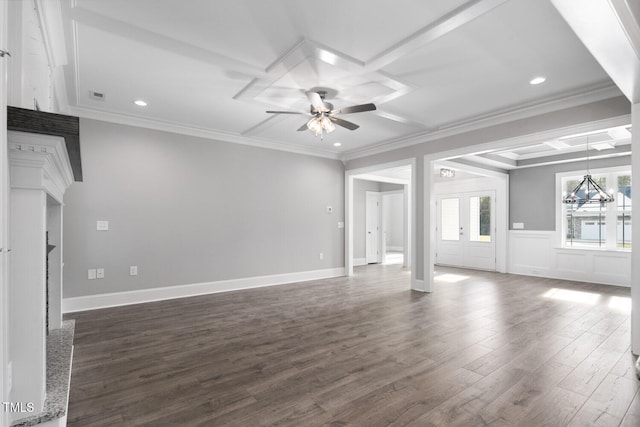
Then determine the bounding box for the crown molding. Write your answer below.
[68,105,343,161]
[341,83,623,162]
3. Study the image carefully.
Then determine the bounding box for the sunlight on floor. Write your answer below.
[608,296,632,313]
[542,288,601,304]
[435,273,470,283]
[383,251,404,265]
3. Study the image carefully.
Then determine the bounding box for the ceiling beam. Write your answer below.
[516,144,631,168]
[550,0,640,103]
[69,6,264,78]
[366,0,509,70]
[476,152,517,168]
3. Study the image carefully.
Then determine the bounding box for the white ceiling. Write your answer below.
[54,0,621,160]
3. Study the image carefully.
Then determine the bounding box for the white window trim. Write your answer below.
[555,165,631,251]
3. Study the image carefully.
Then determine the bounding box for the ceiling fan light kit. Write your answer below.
[266,90,376,141]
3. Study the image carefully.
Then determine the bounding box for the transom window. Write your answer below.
[557,167,631,250]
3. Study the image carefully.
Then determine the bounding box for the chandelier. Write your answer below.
[562,136,614,205]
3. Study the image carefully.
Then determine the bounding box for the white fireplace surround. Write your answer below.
[8,130,73,421]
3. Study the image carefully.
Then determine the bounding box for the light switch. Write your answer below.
[338,221,344,229]
[326,206,333,214]
[96,268,105,279]
[88,269,96,280]
[130,266,138,276]
[96,220,109,231]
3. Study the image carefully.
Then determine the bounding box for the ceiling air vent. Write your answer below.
[89,90,106,101]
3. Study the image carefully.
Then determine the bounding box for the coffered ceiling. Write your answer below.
[52,0,621,159]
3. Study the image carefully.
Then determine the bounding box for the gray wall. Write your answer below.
[380,183,404,192]
[63,119,345,298]
[353,179,380,259]
[383,192,404,249]
[509,155,631,230]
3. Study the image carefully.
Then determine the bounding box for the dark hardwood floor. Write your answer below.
[65,265,639,426]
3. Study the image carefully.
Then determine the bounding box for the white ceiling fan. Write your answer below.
[266,90,376,140]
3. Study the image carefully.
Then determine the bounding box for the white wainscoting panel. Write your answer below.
[509,231,553,276]
[509,230,630,287]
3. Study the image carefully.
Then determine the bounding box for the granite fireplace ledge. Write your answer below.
[11,320,75,427]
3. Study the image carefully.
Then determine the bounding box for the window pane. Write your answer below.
[617,175,632,249]
[617,175,631,210]
[617,213,631,249]
[441,198,459,241]
[470,196,491,242]
[566,211,606,247]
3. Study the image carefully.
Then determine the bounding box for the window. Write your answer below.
[469,195,491,242]
[559,168,631,250]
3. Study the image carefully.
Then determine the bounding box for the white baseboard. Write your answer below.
[353,258,367,266]
[63,267,345,313]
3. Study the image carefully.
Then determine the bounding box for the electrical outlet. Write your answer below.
[96,268,105,279]
[96,220,109,231]
[338,221,344,229]
[319,252,324,260]
[88,269,97,280]
[130,266,138,276]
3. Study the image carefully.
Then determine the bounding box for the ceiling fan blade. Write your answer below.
[297,122,309,131]
[265,110,309,115]
[330,116,360,131]
[306,91,329,112]
[333,103,376,115]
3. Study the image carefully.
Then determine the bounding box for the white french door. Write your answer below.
[436,191,496,270]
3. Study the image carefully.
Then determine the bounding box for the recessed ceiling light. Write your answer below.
[530,76,546,85]
[133,99,148,107]
[333,142,342,147]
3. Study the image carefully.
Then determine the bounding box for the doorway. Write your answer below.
[436,191,496,270]
[345,159,415,286]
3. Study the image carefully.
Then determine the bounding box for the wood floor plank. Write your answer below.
[65,264,636,426]
[476,360,576,425]
[621,388,640,427]
[566,373,639,425]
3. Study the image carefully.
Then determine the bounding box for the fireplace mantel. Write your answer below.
[8,131,74,202]
[8,130,74,425]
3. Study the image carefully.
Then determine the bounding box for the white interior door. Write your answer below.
[366,191,382,264]
[436,191,496,270]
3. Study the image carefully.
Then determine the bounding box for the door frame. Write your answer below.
[365,191,382,264]
[425,158,508,291]
[345,158,416,286]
